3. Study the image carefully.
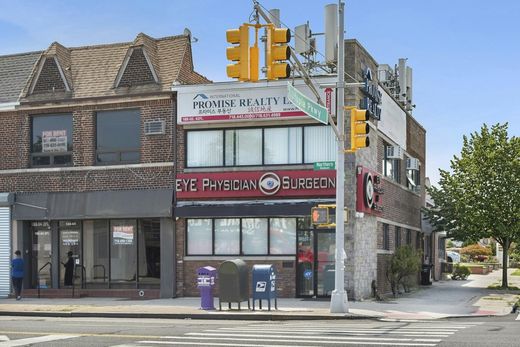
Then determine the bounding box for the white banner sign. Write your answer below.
[174,77,336,124]
[42,130,67,153]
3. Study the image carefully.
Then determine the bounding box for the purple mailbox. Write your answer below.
[197,266,217,310]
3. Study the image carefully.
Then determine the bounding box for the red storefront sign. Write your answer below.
[176,170,336,199]
[356,166,383,215]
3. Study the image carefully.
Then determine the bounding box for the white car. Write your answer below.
[447,251,461,263]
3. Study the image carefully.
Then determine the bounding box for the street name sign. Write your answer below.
[314,161,336,170]
[287,83,328,124]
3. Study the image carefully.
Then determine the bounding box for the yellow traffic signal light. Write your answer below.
[311,207,329,225]
[266,26,291,80]
[226,25,250,81]
[350,108,371,151]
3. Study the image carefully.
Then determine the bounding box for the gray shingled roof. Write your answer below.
[0,51,42,103]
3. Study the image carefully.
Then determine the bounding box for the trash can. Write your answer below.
[252,264,277,311]
[421,264,432,285]
[197,266,217,310]
[218,259,250,310]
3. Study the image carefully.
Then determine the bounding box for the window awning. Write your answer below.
[13,189,173,220]
[175,198,335,218]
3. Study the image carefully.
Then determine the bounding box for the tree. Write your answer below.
[460,244,491,262]
[424,123,519,288]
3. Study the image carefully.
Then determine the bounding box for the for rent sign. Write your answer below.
[176,170,336,199]
[173,77,336,124]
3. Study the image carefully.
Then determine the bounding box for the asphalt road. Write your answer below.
[0,315,518,346]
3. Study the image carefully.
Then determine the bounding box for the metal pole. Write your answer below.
[330,0,348,313]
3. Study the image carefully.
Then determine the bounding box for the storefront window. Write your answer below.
[187,219,212,255]
[264,127,302,164]
[187,130,223,167]
[83,220,109,288]
[59,221,81,288]
[138,219,161,287]
[214,218,240,254]
[110,219,137,287]
[242,218,268,254]
[270,218,296,254]
[31,114,73,167]
[304,126,335,163]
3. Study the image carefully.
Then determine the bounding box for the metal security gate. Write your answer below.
[0,207,11,298]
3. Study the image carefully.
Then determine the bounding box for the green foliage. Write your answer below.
[451,264,470,280]
[460,244,492,261]
[386,245,422,297]
[511,269,520,276]
[446,239,456,248]
[423,123,520,287]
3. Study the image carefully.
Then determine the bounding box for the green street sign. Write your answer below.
[287,83,328,124]
[314,161,336,170]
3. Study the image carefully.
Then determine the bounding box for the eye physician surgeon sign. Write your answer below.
[176,170,336,199]
[173,77,336,124]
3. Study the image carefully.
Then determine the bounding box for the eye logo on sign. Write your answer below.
[364,173,374,209]
[259,172,281,195]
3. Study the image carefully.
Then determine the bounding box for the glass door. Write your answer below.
[296,228,335,297]
[296,230,314,296]
[316,231,335,296]
[30,221,52,289]
[59,221,81,288]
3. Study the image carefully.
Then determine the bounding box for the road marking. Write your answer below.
[138,335,441,344]
[141,342,309,347]
[0,336,9,342]
[200,328,452,337]
[516,314,520,320]
[0,334,78,346]
[185,332,438,345]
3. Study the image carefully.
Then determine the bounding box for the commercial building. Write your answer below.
[0,32,208,298]
[0,32,426,300]
[173,40,426,300]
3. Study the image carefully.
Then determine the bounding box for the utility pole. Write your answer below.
[330,0,348,314]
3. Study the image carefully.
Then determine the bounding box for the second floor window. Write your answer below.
[31,114,73,167]
[383,144,400,183]
[186,125,335,168]
[96,109,140,164]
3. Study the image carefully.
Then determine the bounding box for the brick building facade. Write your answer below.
[0,32,208,298]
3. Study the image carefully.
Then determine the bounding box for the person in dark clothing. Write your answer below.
[63,251,74,286]
[11,250,24,300]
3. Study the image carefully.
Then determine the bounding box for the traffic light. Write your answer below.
[266,26,291,80]
[311,207,330,225]
[226,25,250,81]
[350,108,371,151]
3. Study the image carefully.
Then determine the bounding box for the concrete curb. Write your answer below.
[0,310,380,321]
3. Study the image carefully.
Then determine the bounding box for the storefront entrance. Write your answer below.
[296,229,335,297]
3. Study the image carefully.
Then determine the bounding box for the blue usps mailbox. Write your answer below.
[197,266,216,310]
[252,264,277,311]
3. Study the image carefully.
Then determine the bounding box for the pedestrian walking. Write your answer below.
[63,251,74,286]
[11,250,24,300]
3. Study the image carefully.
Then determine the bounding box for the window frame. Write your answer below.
[30,113,73,167]
[395,226,401,249]
[185,124,335,168]
[185,217,297,256]
[383,223,390,250]
[95,108,141,165]
[382,143,401,183]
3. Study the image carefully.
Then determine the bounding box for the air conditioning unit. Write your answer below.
[386,146,403,159]
[144,120,165,135]
[406,157,420,171]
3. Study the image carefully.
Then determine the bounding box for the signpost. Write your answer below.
[287,82,328,124]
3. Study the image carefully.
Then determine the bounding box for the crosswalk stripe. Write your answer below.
[199,329,452,337]
[152,335,441,343]
[0,334,78,347]
[186,332,439,345]
[139,340,435,347]
[139,342,314,347]
[516,313,520,320]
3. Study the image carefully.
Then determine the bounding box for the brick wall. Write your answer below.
[32,57,66,93]
[0,98,173,170]
[118,48,156,87]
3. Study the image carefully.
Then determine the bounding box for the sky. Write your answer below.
[0,0,518,185]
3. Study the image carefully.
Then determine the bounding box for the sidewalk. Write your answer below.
[1,269,518,321]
